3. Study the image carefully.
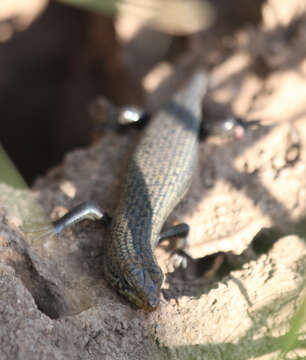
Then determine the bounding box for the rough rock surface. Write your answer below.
[0,197,305,360]
[0,117,306,359]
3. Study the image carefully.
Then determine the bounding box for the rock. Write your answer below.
[0,123,305,358]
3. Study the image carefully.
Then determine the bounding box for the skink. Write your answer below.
[102,71,207,310]
[44,71,207,311]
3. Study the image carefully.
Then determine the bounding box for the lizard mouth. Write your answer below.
[141,297,160,312]
[123,289,160,312]
[142,303,159,312]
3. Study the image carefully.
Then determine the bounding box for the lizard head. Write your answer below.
[111,260,164,311]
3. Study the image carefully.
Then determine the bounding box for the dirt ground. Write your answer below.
[0,0,306,359]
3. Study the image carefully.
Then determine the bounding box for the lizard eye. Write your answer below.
[123,268,145,289]
[150,267,163,285]
[132,269,145,288]
[123,274,134,289]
